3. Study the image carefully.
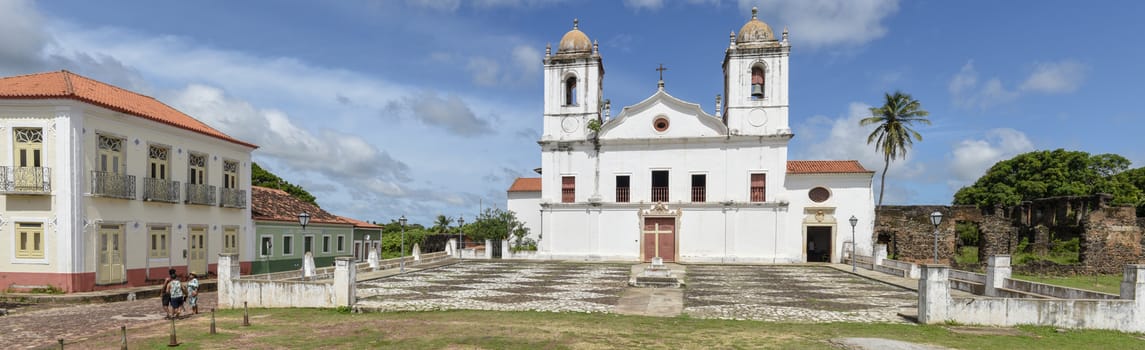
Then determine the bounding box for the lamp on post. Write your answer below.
[398,215,407,273]
[849,215,858,272]
[298,212,311,231]
[456,216,465,258]
[930,210,943,264]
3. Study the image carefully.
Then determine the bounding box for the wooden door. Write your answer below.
[642,217,676,262]
[97,225,125,284]
[188,227,208,275]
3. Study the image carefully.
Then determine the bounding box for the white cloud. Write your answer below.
[624,0,665,10]
[950,59,1087,109]
[465,44,541,87]
[467,57,502,87]
[391,91,495,136]
[948,128,1034,186]
[1020,60,1086,94]
[740,0,900,49]
[0,0,48,73]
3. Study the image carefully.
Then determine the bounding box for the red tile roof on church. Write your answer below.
[508,177,542,192]
[251,186,350,226]
[0,70,257,149]
[787,160,873,174]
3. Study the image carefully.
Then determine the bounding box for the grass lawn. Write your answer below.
[1010,273,1124,295]
[71,308,1145,349]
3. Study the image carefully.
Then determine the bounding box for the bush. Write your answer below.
[956,222,979,246]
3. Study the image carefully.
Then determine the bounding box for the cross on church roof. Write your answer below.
[656,63,667,89]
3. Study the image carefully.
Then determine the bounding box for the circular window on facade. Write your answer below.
[809,187,830,203]
[653,116,670,132]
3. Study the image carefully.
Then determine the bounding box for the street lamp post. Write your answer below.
[457,217,465,258]
[264,239,272,280]
[849,215,858,272]
[399,215,407,273]
[930,211,943,264]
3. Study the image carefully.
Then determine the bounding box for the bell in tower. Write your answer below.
[750,66,764,98]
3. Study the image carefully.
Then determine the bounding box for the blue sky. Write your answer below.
[3,0,1142,225]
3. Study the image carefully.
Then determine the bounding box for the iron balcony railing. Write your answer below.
[692,186,706,203]
[0,166,51,194]
[220,187,247,208]
[185,183,216,206]
[651,186,669,202]
[142,178,180,203]
[616,187,630,203]
[561,188,575,203]
[751,187,766,202]
[91,171,135,199]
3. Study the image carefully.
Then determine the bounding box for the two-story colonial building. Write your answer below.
[507,10,876,264]
[0,70,257,292]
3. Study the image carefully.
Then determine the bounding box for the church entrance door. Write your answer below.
[642,217,676,262]
[806,226,833,263]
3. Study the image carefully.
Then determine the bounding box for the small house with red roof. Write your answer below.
[250,186,356,274]
[506,13,876,264]
[0,70,257,292]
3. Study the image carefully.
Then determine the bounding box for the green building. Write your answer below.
[250,186,362,274]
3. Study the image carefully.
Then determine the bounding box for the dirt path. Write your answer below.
[0,292,216,349]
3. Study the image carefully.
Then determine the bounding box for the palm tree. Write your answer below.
[432,215,453,233]
[861,91,931,208]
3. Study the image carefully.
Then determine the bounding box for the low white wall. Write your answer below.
[218,254,354,309]
[919,263,1145,333]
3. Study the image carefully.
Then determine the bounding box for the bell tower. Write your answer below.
[542,19,604,142]
[723,7,790,136]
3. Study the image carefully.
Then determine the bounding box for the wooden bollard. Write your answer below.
[242,302,250,326]
[121,325,128,350]
[58,338,63,349]
[167,317,179,347]
[210,308,217,334]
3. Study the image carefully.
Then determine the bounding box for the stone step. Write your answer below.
[631,276,683,288]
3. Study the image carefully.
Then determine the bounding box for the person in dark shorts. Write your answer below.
[167,270,188,319]
[161,271,173,319]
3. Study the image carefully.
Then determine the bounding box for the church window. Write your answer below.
[651,170,669,202]
[750,64,765,99]
[616,175,630,203]
[691,174,706,203]
[564,76,578,106]
[750,173,766,202]
[653,116,670,132]
[809,187,831,203]
[561,176,575,203]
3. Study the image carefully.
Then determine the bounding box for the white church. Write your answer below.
[507,9,876,264]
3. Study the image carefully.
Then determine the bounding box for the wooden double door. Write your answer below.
[642,217,676,263]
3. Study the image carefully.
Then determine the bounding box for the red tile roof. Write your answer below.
[251,186,349,225]
[507,177,542,192]
[338,216,382,229]
[0,70,257,149]
[787,160,873,174]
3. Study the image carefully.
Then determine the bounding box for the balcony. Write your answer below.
[651,186,669,202]
[561,188,575,203]
[692,186,706,203]
[220,187,247,208]
[616,187,630,203]
[142,178,180,203]
[185,183,216,206]
[0,166,51,194]
[91,171,135,199]
[751,187,766,202]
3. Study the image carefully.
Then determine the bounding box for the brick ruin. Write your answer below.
[875,194,1143,273]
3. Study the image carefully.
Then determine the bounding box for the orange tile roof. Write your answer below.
[507,177,542,192]
[338,216,382,229]
[0,70,257,149]
[787,160,873,174]
[251,186,349,225]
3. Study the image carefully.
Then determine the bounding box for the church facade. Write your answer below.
[507,10,876,263]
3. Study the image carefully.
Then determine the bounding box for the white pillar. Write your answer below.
[302,251,316,279]
[873,244,888,267]
[917,264,952,324]
[484,239,493,259]
[502,239,511,258]
[333,257,356,307]
[445,239,455,257]
[367,247,379,271]
[217,253,240,309]
[412,243,421,262]
[985,255,1011,297]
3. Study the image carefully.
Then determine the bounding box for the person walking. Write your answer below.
[186,273,200,315]
[167,270,188,319]
[161,271,173,319]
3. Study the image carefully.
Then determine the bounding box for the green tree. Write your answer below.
[466,207,530,246]
[1115,166,1145,216]
[953,150,1142,208]
[431,215,453,233]
[251,162,317,205]
[861,91,931,208]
